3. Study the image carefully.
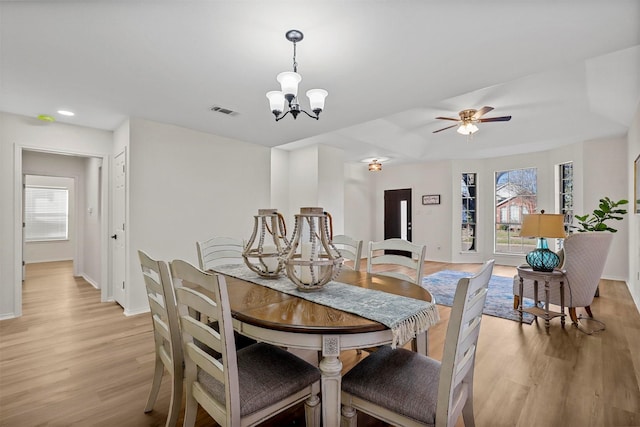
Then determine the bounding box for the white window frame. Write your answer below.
[24,185,69,242]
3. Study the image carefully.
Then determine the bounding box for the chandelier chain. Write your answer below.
[292,42,298,73]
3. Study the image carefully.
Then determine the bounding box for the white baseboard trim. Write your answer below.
[123,306,150,317]
[0,312,17,320]
[82,274,100,289]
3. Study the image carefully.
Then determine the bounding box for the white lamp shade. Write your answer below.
[306,89,328,111]
[276,71,301,97]
[457,123,479,135]
[266,91,285,113]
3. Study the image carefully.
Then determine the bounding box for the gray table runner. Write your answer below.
[212,264,440,348]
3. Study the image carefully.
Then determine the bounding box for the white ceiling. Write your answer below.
[1,1,639,165]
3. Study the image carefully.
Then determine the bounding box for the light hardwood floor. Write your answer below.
[1,261,639,426]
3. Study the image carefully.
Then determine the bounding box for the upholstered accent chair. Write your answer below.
[512,232,613,325]
[341,260,495,427]
[170,259,321,427]
[332,234,363,271]
[138,250,183,427]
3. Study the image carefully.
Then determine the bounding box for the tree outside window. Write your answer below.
[495,168,537,254]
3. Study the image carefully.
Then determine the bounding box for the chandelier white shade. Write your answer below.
[306,89,329,111]
[277,71,301,99]
[266,30,327,121]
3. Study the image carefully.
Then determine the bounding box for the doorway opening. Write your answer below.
[384,188,413,256]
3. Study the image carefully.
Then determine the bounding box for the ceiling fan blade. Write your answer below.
[435,116,461,121]
[472,106,494,119]
[432,124,459,133]
[478,116,512,122]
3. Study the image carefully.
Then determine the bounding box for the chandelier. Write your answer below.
[266,30,328,121]
[368,159,382,171]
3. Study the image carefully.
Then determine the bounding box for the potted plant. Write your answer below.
[570,197,628,298]
[571,197,628,233]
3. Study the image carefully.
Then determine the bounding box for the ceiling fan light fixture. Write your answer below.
[368,159,382,171]
[457,122,479,135]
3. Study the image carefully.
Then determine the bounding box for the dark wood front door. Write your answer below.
[384,188,412,256]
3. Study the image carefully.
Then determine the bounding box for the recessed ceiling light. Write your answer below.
[57,110,75,116]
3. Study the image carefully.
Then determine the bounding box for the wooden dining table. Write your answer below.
[215,267,436,427]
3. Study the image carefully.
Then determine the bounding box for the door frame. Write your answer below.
[384,188,413,256]
[13,144,111,316]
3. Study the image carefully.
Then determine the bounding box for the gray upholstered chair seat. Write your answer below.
[341,260,494,427]
[342,345,441,425]
[197,342,321,417]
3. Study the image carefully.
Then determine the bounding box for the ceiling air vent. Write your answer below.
[209,105,238,116]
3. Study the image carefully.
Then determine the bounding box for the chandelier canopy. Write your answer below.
[266,30,328,121]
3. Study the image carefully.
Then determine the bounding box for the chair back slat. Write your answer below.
[366,238,426,285]
[196,236,244,270]
[332,234,363,271]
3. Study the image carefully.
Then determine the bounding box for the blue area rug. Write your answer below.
[421,270,534,324]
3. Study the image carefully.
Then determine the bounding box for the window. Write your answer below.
[495,168,537,254]
[461,173,477,251]
[25,186,69,242]
[558,162,573,234]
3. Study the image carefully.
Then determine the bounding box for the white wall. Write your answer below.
[360,137,631,280]
[317,145,345,234]
[125,118,272,314]
[23,174,76,263]
[628,103,640,310]
[83,157,103,287]
[0,111,112,319]
[343,163,374,243]
[582,136,629,280]
[370,161,453,262]
[288,146,320,214]
[271,148,291,221]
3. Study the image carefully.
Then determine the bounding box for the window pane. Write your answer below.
[495,168,537,254]
[559,162,573,232]
[461,173,477,252]
[25,186,69,241]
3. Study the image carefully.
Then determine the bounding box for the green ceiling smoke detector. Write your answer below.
[37,114,55,122]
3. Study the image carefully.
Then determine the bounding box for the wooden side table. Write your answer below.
[516,266,566,332]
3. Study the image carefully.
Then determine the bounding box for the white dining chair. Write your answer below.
[196,236,245,271]
[169,259,322,427]
[138,250,183,427]
[341,260,495,427]
[332,234,363,271]
[367,238,426,285]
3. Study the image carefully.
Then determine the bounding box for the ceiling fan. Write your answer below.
[432,106,511,135]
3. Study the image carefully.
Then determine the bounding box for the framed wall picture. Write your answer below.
[635,154,640,214]
[422,194,440,205]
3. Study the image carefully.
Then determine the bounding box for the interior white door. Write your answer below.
[21,174,26,280]
[112,151,126,309]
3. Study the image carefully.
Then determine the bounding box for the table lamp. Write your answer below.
[519,211,566,272]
